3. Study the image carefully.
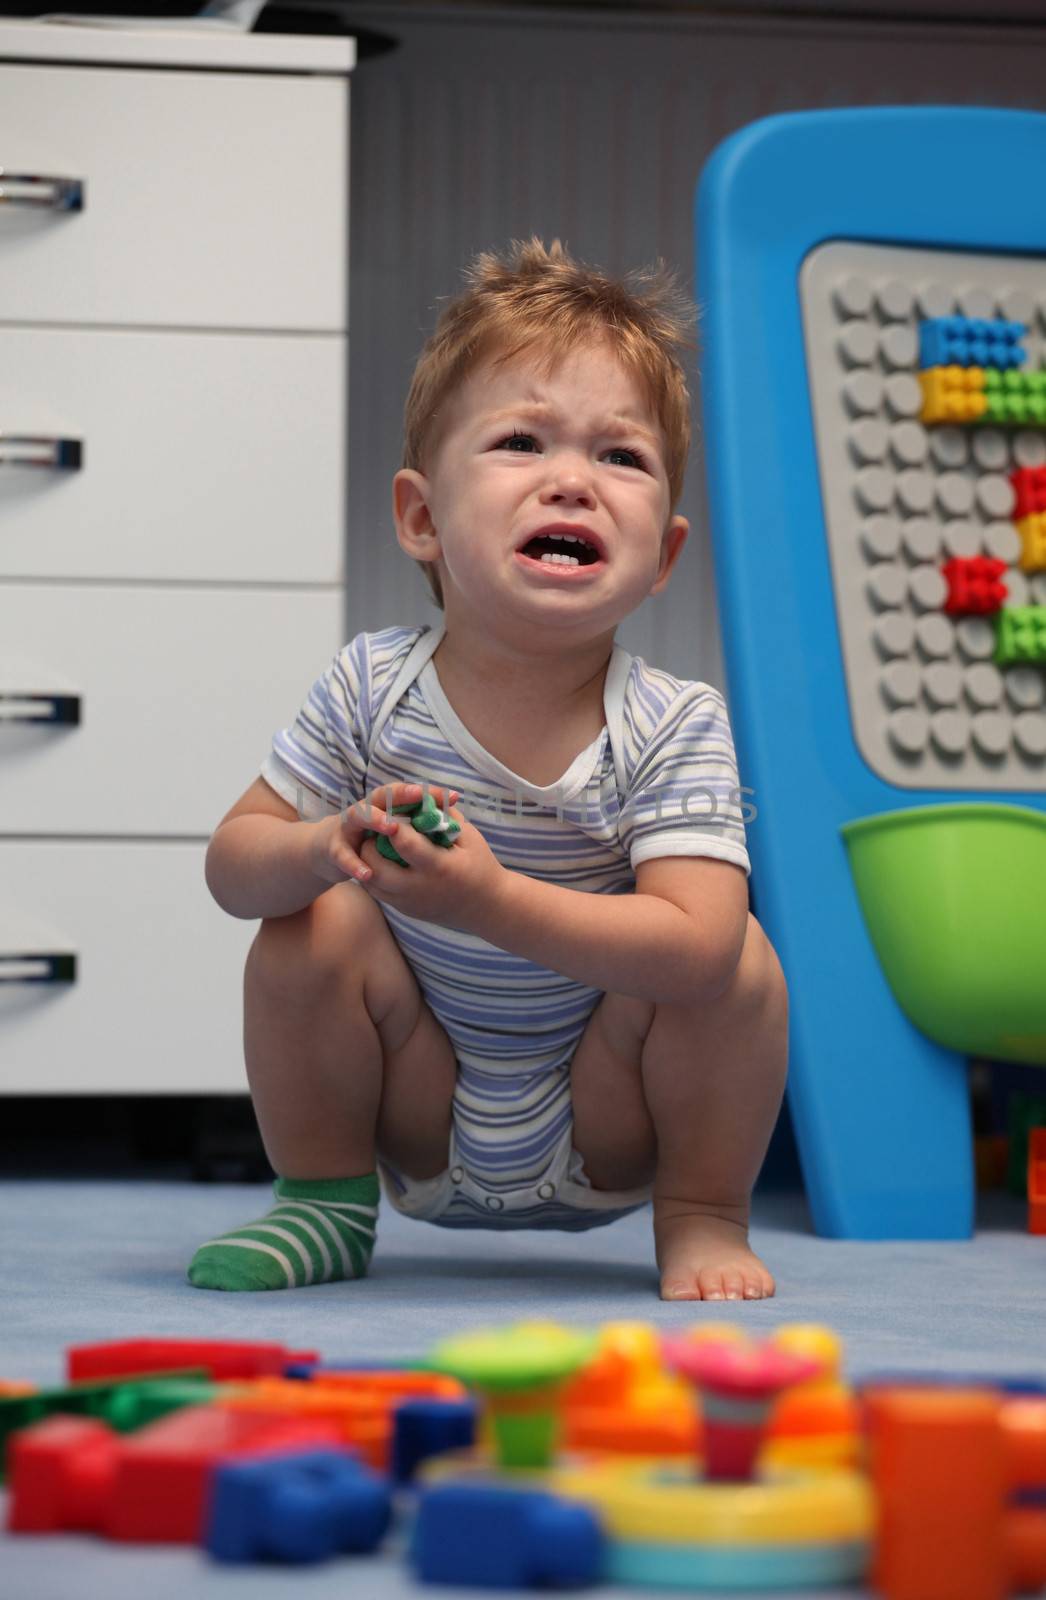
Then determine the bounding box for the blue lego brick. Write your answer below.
[607,1536,871,1589]
[202,1447,392,1564]
[410,1481,605,1588]
[918,315,1027,370]
[392,1396,478,1484]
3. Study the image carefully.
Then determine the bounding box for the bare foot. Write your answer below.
[654,1198,776,1301]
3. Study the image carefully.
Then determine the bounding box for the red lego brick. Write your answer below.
[1011,466,1046,520]
[67,1339,318,1385]
[942,556,1009,615]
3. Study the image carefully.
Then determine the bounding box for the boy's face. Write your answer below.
[393,339,689,645]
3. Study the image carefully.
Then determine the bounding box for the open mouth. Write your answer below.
[517,533,604,570]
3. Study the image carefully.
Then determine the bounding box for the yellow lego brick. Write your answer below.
[919,365,989,424]
[1016,513,1046,573]
[552,1460,875,1545]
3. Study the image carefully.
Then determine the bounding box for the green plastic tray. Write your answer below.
[840,803,1046,1066]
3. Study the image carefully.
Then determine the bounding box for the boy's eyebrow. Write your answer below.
[481,401,661,449]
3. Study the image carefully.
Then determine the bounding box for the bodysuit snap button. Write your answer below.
[537,1182,556,1200]
[450,1166,464,1184]
[485,1195,504,1211]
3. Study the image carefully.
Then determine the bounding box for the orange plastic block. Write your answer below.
[1029,1128,1046,1235]
[0,1381,36,1399]
[216,1373,464,1472]
[67,1338,317,1384]
[766,1380,861,1440]
[864,1386,1008,1600]
[563,1402,700,1457]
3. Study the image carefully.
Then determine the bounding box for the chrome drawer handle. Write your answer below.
[0,952,77,985]
[0,435,83,470]
[0,170,84,211]
[0,693,81,725]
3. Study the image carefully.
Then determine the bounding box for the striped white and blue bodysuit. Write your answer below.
[259,619,751,1232]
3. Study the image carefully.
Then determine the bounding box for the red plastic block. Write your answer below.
[6,1415,120,1533]
[104,1404,345,1542]
[67,1338,318,1384]
[9,1404,345,1543]
[942,555,1009,615]
[1011,466,1046,520]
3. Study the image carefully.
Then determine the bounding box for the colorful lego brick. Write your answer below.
[941,555,1009,615]
[1029,1128,1046,1236]
[1010,466,1046,520]
[993,605,1046,666]
[863,1386,1008,1600]
[409,1481,605,1588]
[919,365,988,424]
[391,1397,478,1484]
[919,317,1027,372]
[0,1367,211,1483]
[67,1338,318,1384]
[1015,514,1046,573]
[202,1447,392,1563]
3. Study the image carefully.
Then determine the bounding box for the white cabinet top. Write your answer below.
[0,17,355,73]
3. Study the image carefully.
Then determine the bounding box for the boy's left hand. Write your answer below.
[357,786,506,936]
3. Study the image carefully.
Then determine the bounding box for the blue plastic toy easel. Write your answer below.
[696,108,1046,1239]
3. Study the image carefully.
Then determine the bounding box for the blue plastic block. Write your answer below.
[410,1482,605,1588]
[203,1447,392,1564]
[392,1396,478,1484]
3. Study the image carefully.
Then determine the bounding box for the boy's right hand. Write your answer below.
[307,783,430,888]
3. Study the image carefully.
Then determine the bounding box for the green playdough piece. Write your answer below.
[365,791,461,868]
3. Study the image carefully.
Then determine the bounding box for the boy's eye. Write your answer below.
[495,429,648,471]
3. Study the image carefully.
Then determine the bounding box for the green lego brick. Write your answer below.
[993,606,1046,666]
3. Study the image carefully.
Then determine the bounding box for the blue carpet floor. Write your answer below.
[2,1180,1043,1599]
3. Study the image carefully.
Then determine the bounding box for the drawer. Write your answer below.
[0,326,346,584]
[0,584,345,836]
[0,838,255,1092]
[0,63,348,331]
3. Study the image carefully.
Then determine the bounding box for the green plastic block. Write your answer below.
[993,606,1046,666]
[365,790,461,869]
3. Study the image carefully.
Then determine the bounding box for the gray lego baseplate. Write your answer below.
[799,239,1046,791]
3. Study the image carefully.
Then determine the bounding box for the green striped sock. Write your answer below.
[187,1173,379,1291]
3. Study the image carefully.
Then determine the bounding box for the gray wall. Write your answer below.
[346,0,1046,688]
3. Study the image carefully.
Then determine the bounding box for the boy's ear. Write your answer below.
[649,515,689,596]
[392,469,441,561]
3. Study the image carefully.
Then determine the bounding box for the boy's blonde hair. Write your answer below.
[400,235,699,611]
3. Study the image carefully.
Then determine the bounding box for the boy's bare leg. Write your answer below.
[244,879,459,1182]
[570,913,788,1300]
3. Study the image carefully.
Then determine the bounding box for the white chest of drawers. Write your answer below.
[0,21,355,1092]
